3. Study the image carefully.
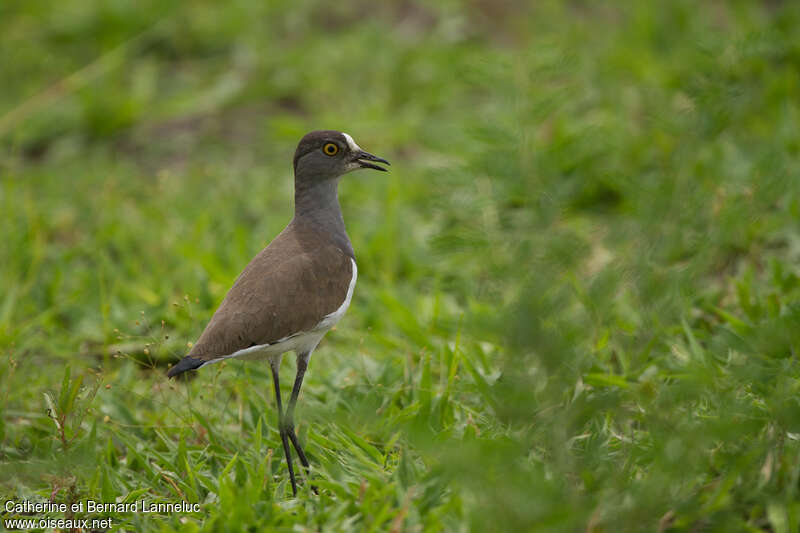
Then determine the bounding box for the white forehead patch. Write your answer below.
[342,132,362,152]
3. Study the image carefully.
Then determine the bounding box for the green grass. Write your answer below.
[2,0,800,531]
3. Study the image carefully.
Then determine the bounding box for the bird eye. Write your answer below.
[322,143,339,156]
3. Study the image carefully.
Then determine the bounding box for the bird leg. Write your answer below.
[285,352,310,469]
[269,359,297,496]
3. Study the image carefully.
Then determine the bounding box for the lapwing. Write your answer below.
[167,130,389,496]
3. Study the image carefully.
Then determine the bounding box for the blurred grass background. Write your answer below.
[1,0,800,531]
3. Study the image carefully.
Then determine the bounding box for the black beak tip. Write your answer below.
[356,151,390,172]
[360,162,389,172]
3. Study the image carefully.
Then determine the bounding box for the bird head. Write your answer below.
[293,130,390,180]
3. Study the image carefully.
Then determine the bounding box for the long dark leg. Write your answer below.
[286,352,310,469]
[270,358,297,496]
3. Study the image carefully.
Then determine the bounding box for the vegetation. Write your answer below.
[2,1,800,531]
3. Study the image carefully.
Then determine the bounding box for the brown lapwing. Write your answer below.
[167,130,389,496]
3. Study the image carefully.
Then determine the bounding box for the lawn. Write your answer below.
[2,1,800,531]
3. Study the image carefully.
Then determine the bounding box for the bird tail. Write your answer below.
[166,356,204,378]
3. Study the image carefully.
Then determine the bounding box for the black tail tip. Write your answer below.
[167,356,204,378]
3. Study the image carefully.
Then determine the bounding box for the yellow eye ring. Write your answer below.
[323,143,339,156]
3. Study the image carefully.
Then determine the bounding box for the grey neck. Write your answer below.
[293,177,355,257]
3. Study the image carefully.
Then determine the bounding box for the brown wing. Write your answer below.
[186,227,354,362]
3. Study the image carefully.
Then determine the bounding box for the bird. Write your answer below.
[167,130,389,496]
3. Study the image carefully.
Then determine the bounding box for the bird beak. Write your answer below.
[352,150,390,172]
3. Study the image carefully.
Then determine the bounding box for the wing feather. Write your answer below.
[186,228,353,362]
